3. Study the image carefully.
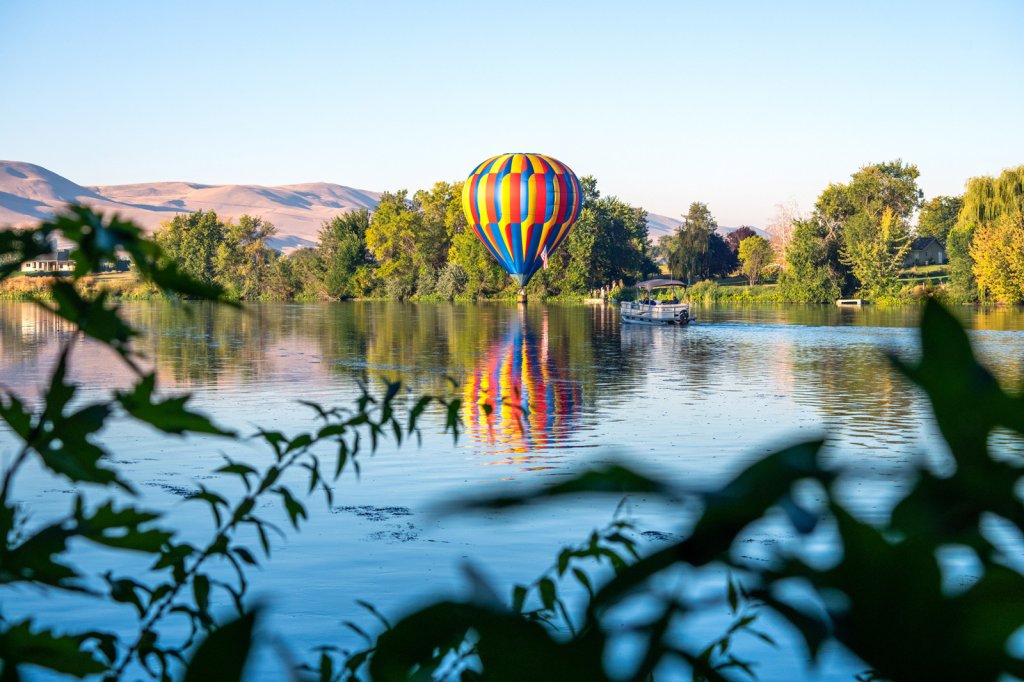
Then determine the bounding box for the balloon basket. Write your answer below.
[517,289,527,304]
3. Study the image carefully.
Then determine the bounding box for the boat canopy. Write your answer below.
[636,279,686,289]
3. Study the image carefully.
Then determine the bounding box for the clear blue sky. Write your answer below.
[2,0,1022,226]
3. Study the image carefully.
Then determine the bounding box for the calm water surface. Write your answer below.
[4,301,1024,680]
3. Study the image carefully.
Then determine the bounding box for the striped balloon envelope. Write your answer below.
[461,153,582,287]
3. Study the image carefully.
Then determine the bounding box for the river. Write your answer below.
[3,301,1024,681]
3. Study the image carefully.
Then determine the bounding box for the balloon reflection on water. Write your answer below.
[462,310,582,464]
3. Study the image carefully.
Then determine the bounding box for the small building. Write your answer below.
[21,249,74,274]
[904,237,946,267]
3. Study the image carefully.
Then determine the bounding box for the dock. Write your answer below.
[836,298,865,306]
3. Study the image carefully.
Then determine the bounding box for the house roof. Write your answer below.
[909,237,943,251]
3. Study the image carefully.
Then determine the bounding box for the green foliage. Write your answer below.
[364,190,429,300]
[214,215,278,299]
[778,219,843,302]
[434,262,468,300]
[947,166,1024,303]
[319,209,371,299]
[156,211,226,284]
[799,160,923,299]
[841,207,912,299]
[945,223,977,303]
[916,195,962,241]
[969,212,1024,303]
[736,235,773,286]
[664,202,734,283]
[182,611,256,682]
[567,186,657,291]
[154,211,282,301]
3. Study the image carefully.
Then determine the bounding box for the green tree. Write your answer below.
[413,182,460,273]
[737,235,773,286]
[666,202,721,283]
[214,215,277,299]
[970,213,1024,303]
[811,160,922,295]
[841,207,912,299]
[527,177,655,297]
[155,210,225,284]
[948,167,1024,302]
[285,247,328,300]
[778,219,843,302]
[558,180,656,293]
[365,191,422,299]
[318,209,371,299]
[448,226,507,298]
[917,195,963,241]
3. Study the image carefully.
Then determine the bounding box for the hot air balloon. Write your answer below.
[462,153,582,288]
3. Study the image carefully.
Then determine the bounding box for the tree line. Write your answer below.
[153,177,657,301]
[660,160,1024,304]
[153,162,1024,304]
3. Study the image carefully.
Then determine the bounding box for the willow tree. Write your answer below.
[947,167,1024,302]
[970,214,1024,303]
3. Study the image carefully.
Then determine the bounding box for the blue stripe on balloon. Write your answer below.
[476,226,507,268]
[545,170,556,223]
[510,218,523,274]
[485,224,516,272]
[524,219,543,277]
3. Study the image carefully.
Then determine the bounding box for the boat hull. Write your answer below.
[619,302,691,326]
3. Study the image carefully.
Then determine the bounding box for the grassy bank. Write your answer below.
[0,272,162,301]
[607,267,954,306]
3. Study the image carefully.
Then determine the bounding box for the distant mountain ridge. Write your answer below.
[0,161,380,251]
[0,160,760,250]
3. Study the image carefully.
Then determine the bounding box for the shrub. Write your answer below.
[434,263,468,300]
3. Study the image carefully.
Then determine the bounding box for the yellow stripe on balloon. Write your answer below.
[461,181,473,226]
[475,172,489,225]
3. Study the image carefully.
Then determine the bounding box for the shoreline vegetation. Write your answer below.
[0,264,959,306]
[4,162,1022,306]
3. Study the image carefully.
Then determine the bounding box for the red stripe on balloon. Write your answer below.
[532,173,546,224]
[504,223,514,260]
[485,174,497,224]
[554,172,568,223]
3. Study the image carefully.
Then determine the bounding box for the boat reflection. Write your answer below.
[462,309,582,464]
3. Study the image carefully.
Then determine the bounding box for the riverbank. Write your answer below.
[0,272,162,301]
[2,268,954,306]
[606,266,952,306]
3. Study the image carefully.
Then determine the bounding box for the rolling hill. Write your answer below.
[0,161,379,251]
